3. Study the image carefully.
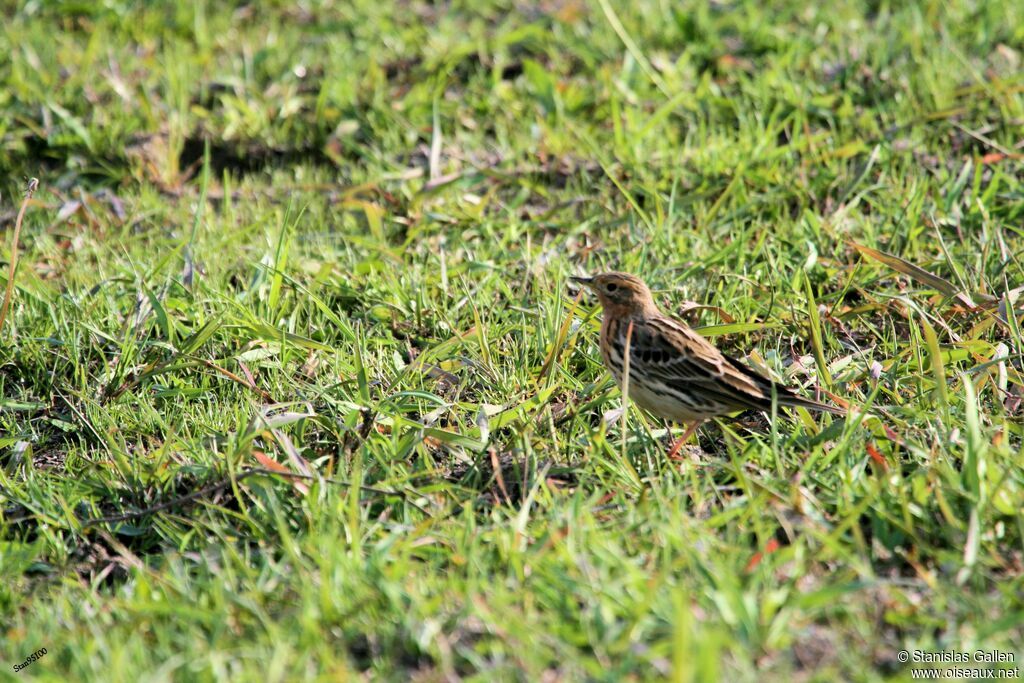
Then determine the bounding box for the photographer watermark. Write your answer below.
[897,649,1019,679]
[13,647,47,673]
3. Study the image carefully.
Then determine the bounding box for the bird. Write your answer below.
[571,272,844,456]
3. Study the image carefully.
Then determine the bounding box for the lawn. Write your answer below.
[1,1,1023,680]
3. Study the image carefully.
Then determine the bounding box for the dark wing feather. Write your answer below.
[626,317,770,411]
[627,316,843,415]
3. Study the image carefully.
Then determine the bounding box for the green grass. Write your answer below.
[2,0,1024,680]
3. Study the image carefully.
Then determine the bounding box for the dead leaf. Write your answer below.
[745,538,781,572]
[55,200,82,224]
[252,449,291,474]
[866,442,889,472]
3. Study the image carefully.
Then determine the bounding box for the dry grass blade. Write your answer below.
[271,428,313,495]
[621,320,634,465]
[850,242,992,310]
[0,178,39,333]
[490,447,513,507]
[677,301,735,323]
[196,357,274,401]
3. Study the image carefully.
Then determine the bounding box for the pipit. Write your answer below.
[572,272,843,455]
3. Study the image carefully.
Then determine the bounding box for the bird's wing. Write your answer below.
[625,316,785,412]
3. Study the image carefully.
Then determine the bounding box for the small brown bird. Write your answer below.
[572,272,843,454]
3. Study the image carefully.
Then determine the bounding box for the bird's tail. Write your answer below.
[779,392,847,416]
[724,351,848,416]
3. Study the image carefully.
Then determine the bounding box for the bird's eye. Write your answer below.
[605,283,619,293]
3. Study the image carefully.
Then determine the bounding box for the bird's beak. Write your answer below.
[570,276,594,289]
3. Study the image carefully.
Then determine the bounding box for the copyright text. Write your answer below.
[13,647,48,673]
[898,650,1019,680]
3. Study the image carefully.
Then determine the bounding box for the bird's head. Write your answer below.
[571,272,658,315]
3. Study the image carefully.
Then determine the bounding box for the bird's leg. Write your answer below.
[667,420,704,460]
